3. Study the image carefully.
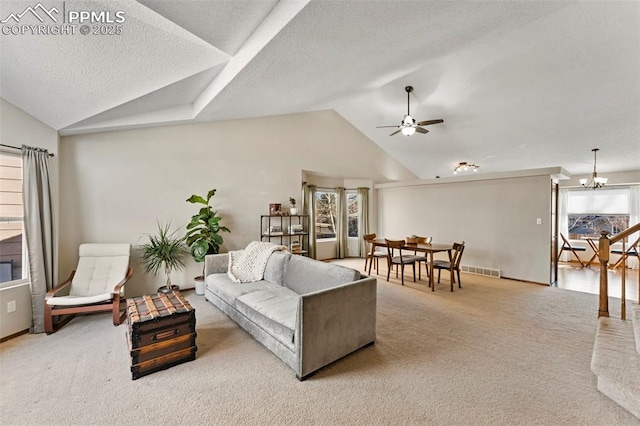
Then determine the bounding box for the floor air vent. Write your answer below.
[460,265,501,278]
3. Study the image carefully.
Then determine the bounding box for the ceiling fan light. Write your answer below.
[377,86,444,137]
[401,126,416,136]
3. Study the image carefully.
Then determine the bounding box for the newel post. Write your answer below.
[598,230,610,318]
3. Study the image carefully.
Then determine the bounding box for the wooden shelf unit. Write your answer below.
[260,215,309,256]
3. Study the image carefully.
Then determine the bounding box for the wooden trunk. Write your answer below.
[126,291,197,380]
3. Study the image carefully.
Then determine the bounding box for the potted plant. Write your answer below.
[289,197,297,215]
[185,189,230,294]
[139,221,188,294]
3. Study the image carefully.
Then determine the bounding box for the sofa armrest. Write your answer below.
[295,276,377,379]
[204,253,229,277]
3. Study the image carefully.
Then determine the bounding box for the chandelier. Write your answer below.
[579,148,607,189]
[453,162,479,174]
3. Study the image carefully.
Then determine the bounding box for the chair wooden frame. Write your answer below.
[432,241,465,292]
[385,239,421,286]
[44,267,134,334]
[558,233,587,267]
[610,237,640,270]
[363,233,386,275]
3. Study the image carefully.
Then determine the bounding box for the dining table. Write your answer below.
[582,237,599,267]
[371,239,454,292]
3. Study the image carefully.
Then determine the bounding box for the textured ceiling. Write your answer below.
[0,0,638,179]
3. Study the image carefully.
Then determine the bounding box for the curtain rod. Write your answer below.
[0,143,54,157]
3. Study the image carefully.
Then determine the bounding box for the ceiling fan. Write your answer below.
[377,86,444,136]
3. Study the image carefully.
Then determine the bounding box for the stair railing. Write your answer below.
[598,223,640,319]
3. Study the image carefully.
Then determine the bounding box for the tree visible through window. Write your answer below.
[315,191,337,239]
[568,215,629,240]
[566,188,630,240]
[347,191,358,237]
[315,190,360,241]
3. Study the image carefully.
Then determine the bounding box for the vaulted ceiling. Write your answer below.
[1,0,638,179]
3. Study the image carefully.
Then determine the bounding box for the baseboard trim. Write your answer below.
[0,328,29,343]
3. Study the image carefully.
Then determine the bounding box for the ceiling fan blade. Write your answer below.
[414,126,429,134]
[389,129,402,136]
[376,125,400,128]
[416,119,444,126]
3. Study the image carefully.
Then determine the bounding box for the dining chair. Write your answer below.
[558,233,587,267]
[432,241,465,292]
[411,236,432,280]
[610,236,640,269]
[363,233,386,275]
[385,239,422,285]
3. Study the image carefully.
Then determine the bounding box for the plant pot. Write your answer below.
[290,207,297,215]
[194,276,205,295]
[157,284,180,294]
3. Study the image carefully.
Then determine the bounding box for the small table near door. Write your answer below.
[373,239,453,292]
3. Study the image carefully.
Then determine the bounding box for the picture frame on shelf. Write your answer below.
[269,203,282,215]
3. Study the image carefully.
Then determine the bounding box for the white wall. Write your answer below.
[59,110,415,296]
[0,98,59,338]
[377,174,552,284]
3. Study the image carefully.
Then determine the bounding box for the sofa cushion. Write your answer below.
[263,251,291,285]
[235,287,299,351]
[283,255,360,294]
[206,274,280,307]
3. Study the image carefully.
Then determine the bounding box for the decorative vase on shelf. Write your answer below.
[288,197,297,216]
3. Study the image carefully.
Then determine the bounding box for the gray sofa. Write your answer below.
[204,251,377,380]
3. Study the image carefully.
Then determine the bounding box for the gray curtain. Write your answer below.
[302,183,317,259]
[357,187,370,257]
[21,146,55,334]
[336,187,347,258]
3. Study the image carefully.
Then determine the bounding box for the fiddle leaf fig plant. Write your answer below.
[185,189,231,266]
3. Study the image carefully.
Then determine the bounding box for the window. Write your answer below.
[567,188,630,240]
[315,190,360,241]
[0,151,25,284]
[347,191,358,238]
[315,191,337,239]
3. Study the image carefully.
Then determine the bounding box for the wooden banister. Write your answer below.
[609,223,640,245]
[597,223,640,319]
[598,231,610,318]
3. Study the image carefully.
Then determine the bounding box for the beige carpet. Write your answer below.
[1,258,637,425]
